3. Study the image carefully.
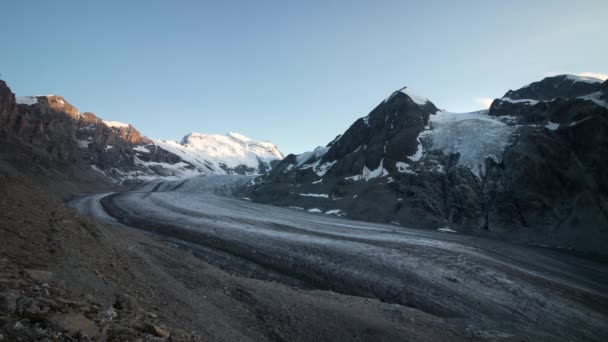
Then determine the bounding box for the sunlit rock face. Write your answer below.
[0,80,284,184]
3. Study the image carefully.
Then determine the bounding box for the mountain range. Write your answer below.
[2,73,607,341]
[244,74,608,254]
[1,74,607,254]
[0,81,283,196]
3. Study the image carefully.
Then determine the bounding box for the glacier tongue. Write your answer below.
[423,111,517,177]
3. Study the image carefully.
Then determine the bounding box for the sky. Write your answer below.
[1,0,606,155]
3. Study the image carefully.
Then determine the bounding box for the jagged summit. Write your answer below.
[248,74,608,255]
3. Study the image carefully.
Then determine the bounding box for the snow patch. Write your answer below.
[16,96,38,105]
[131,158,202,181]
[346,159,389,181]
[500,97,540,105]
[296,146,329,166]
[438,227,457,233]
[133,145,151,153]
[396,162,416,174]
[315,160,336,177]
[409,137,424,161]
[103,120,129,128]
[579,91,608,109]
[545,122,560,131]
[77,140,90,149]
[400,87,429,105]
[299,193,329,198]
[308,208,322,213]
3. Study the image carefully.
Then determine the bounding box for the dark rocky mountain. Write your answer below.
[245,76,608,255]
[502,74,603,101]
[0,80,283,195]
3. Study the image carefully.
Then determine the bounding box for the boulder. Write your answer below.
[47,312,99,338]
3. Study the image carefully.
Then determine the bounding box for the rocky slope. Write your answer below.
[245,76,608,255]
[0,80,283,193]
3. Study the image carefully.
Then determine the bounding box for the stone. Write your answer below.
[0,291,17,314]
[16,296,47,320]
[100,307,118,320]
[48,312,99,338]
[150,324,170,338]
[114,293,138,311]
[23,270,54,284]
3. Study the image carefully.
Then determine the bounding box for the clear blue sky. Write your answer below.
[1,0,606,154]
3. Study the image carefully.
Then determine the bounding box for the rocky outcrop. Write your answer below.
[0,81,193,184]
[247,76,608,254]
[600,79,608,101]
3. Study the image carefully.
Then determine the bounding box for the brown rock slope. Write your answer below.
[0,80,196,197]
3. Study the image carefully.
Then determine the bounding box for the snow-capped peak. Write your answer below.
[563,74,604,83]
[399,86,429,105]
[156,132,284,175]
[383,86,431,106]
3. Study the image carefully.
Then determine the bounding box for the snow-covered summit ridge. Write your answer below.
[518,74,603,89]
[383,86,430,105]
[180,132,283,158]
[399,87,430,105]
[156,132,284,175]
[564,74,604,83]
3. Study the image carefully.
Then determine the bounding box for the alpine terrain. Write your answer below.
[1,76,607,341]
[0,80,283,197]
[246,75,608,256]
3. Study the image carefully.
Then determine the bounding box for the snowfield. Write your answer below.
[155,132,283,175]
[103,120,130,128]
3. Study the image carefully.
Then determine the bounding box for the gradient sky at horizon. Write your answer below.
[1,0,606,154]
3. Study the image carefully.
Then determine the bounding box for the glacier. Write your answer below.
[421,110,518,177]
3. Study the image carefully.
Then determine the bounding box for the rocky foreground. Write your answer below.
[0,175,201,341]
